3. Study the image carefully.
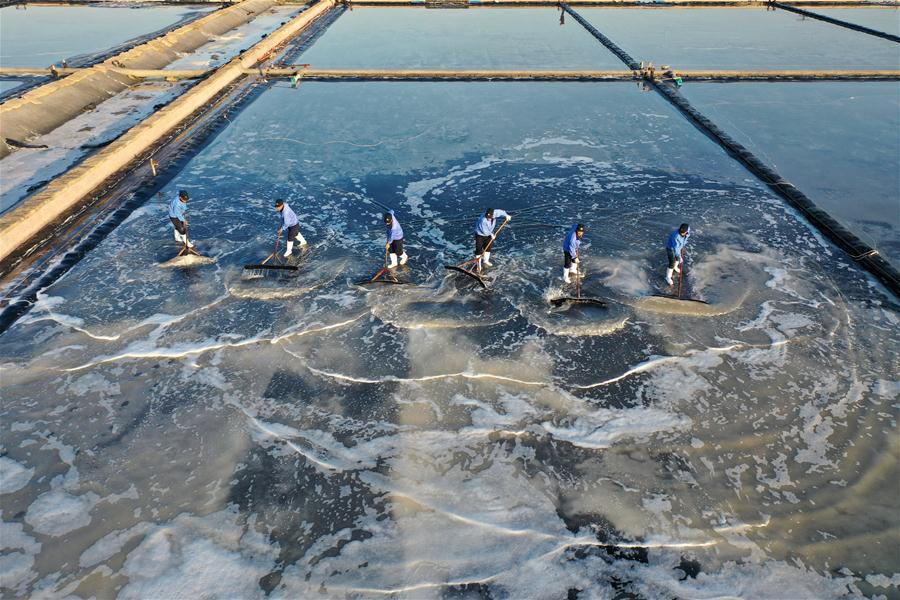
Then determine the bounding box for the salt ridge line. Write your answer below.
[240,410,546,475]
[297,338,797,391]
[325,536,720,597]
[381,488,567,540]
[299,360,548,387]
[61,313,365,372]
[373,480,720,551]
[21,290,233,342]
[365,473,721,555]
[246,414,345,472]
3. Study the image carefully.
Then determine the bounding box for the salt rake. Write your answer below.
[549,253,607,308]
[176,222,203,258]
[443,218,509,290]
[650,248,709,305]
[242,231,299,280]
[355,248,409,286]
[443,258,487,289]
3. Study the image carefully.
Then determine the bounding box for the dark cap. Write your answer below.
[275,199,285,207]
[383,212,393,224]
[576,223,585,232]
[485,208,494,218]
[679,223,690,234]
[179,190,189,200]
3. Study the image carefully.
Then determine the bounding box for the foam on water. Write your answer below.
[1,81,897,598]
[0,457,34,495]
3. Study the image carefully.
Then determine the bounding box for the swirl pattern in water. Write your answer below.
[0,82,897,599]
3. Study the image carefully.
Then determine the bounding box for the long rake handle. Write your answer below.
[484,218,509,253]
[370,246,391,282]
[677,248,685,299]
[180,221,202,257]
[458,216,511,269]
[262,230,283,266]
[576,250,582,299]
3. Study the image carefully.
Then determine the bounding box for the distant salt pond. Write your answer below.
[0,4,213,68]
[295,7,625,69]
[578,7,900,70]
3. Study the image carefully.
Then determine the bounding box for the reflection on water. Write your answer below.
[579,7,900,70]
[1,82,897,598]
[683,81,900,268]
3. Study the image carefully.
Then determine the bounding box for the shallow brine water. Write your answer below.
[0,82,898,599]
[295,8,623,70]
[0,5,212,68]
[578,7,900,70]
[682,81,900,269]
[816,7,900,37]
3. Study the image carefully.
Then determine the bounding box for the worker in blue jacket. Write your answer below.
[275,199,307,258]
[168,190,194,248]
[474,208,511,271]
[563,223,584,284]
[665,223,690,285]
[384,210,408,269]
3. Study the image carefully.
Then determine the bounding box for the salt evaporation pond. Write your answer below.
[578,7,900,69]
[683,81,900,269]
[296,7,624,69]
[1,79,897,598]
[816,7,900,37]
[0,4,212,68]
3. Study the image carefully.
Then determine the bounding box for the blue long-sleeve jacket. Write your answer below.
[563,224,581,257]
[168,196,186,221]
[386,210,404,242]
[667,229,689,256]
[279,203,299,229]
[474,209,509,236]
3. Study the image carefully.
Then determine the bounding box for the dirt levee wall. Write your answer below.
[0,0,336,267]
[0,0,282,159]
